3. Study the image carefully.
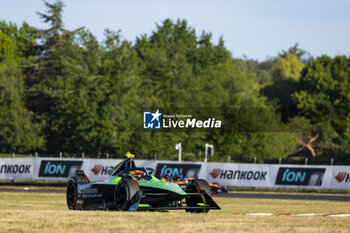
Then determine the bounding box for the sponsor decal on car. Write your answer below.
[38,160,83,177]
[275,167,326,186]
[155,163,201,178]
[209,168,267,181]
[78,184,103,198]
[334,172,350,183]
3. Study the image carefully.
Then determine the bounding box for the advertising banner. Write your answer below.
[205,162,271,187]
[205,163,333,189]
[154,162,202,178]
[33,158,84,180]
[0,158,349,190]
[33,159,157,181]
[274,167,326,187]
[273,165,332,189]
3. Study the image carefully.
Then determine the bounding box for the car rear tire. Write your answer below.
[66,179,77,210]
[115,179,140,211]
[186,179,211,213]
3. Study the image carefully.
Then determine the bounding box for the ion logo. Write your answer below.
[155,163,201,178]
[335,172,350,183]
[45,162,65,175]
[143,109,161,129]
[275,167,325,186]
[39,160,83,177]
[281,169,306,183]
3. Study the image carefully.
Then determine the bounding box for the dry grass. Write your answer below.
[0,192,350,233]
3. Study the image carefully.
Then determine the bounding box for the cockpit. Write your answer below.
[110,154,155,181]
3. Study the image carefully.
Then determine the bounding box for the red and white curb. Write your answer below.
[236,213,350,217]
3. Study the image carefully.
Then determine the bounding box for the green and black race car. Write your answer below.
[66,153,220,212]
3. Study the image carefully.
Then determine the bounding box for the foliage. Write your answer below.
[293,55,350,155]
[0,23,44,152]
[0,1,349,164]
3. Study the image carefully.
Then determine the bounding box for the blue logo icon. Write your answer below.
[44,162,66,175]
[143,109,162,129]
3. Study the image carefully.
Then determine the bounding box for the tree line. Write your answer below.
[0,1,349,164]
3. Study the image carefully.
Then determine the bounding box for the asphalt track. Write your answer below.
[1,187,349,202]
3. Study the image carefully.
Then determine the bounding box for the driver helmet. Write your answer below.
[130,170,144,180]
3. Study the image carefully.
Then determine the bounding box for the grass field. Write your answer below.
[0,192,350,233]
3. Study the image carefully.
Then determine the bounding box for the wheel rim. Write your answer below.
[67,182,76,208]
[116,182,128,210]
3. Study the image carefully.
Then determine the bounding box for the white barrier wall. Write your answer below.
[0,158,349,190]
[204,163,349,190]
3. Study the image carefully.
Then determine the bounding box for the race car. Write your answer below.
[66,153,220,212]
[209,182,228,195]
[161,175,227,195]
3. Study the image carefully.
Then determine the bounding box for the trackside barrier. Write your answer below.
[0,158,349,190]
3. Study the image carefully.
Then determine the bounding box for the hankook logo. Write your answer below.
[334,172,350,183]
[210,168,221,179]
[90,165,114,176]
[209,168,267,181]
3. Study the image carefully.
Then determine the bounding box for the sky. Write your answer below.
[1,0,349,61]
